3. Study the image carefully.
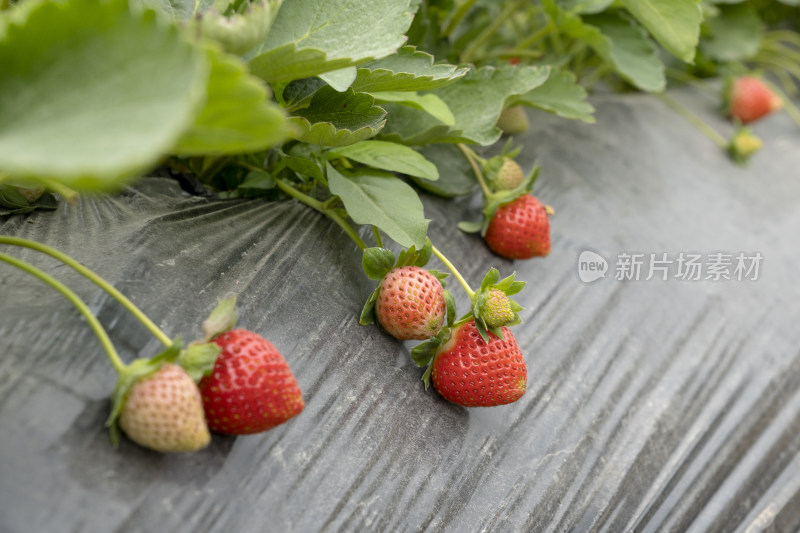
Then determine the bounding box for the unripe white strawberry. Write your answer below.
[375,266,446,340]
[119,364,210,452]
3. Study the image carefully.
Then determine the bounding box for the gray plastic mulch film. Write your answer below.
[2,89,800,533]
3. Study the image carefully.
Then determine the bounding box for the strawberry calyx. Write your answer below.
[461,268,524,342]
[458,164,541,237]
[177,294,241,383]
[410,327,452,390]
[359,238,455,328]
[107,338,183,445]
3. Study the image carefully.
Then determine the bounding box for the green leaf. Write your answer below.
[410,144,478,198]
[0,0,207,192]
[239,170,276,190]
[410,340,437,367]
[380,65,551,146]
[458,221,482,233]
[554,0,614,13]
[290,87,387,147]
[283,154,324,182]
[370,91,455,127]
[620,0,703,63]
[351,46,468,93]
[327,163,429,248]
[173,45,288,156]
[580,12,666,92]
[700,3,762,62]
[362,247,396,280]
[249,0,415,82]
[511,70,596,123]
[327,140,439,180]
[506,281,526,296]
[319,67,358,92]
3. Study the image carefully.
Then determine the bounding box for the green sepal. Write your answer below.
[421,364,434,390]
[488,326,505,341]
[202,294,239,341]
[443,289,456,327]
[494,272,517,291]
[480,268,500,290]
[411,327,451,390]
[362,247,395,280]
[0,185,30,210]
[509,300,524,313]
[505,281,526,296]
[427,269,449,287]
[474,318,490,343]
[178,342,222,382]
[360,286,380,325]
[415,238,432,267]
[106,338,183,445]
[395,238,433,268]
[458,221,482,233]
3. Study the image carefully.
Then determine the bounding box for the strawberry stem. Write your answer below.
[457,143,492,198]
[656,93,729,149]
[431,245,475,299]
[275,178,367,250]
[0,251,126,373]
[372,226,384,248]
[0,237,172,347]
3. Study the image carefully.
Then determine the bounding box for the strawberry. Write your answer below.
[479,288,515,328]
[494,158,524,190]
[375,266,446,340]
[119,363,211,452]
[727,76,782,124]
[431,320,526,407]
[484,194,551,259]
[200,329,304,435]
[496,105,529,135]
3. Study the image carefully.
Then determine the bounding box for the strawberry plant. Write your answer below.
[2,0,799,417]
[0,238,303,451]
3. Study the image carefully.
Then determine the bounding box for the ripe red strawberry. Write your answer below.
[728,76,782,124]
[495,158,524,190]
[375,266,446,340]
[431,320,526,407]
[200,329,304,434]
[485,194,550,259]
[119,363,211,452]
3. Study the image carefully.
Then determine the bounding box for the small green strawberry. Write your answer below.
[119,363,211,452]
[479,288,514,328]
[728,127,762,165]
[494,158,524,191]
[496,105,529,135]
